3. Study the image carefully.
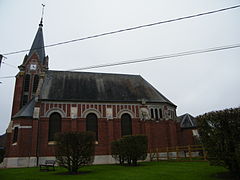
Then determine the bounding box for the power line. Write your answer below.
[1,43,239,79]
[68,43,240,71]
[2,4,240,56]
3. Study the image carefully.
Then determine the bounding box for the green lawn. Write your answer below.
[0,161,232,180]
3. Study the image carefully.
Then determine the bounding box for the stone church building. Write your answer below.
[4,19,194,167]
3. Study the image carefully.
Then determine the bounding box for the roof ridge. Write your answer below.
[40,71,176,105]
[47,70,141,77]
[179,113,197,128]
[139,76,176,106]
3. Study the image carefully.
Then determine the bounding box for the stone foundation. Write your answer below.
[3,155,118,168]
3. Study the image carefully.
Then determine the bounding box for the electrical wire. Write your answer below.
[1,43,239,79]
[68,43,240,71]
[2,4,240,56]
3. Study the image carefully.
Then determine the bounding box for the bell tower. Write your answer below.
[11,16,48,116]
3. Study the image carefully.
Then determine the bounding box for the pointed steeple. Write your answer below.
[28,19,46,63]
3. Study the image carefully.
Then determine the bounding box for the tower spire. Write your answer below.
[28,4,46,64]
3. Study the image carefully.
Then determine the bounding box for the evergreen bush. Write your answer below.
[197,108,240,176]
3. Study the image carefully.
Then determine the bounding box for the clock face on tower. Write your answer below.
[30,64,37,70]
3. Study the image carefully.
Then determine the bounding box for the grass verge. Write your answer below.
[0,161,233,180]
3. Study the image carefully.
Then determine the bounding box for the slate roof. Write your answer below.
[13,98,36,118]
[28,22,45,63]
[39,70,176,106]
[177,113,197,129]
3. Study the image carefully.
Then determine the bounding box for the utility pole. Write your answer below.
[0,54,3,68]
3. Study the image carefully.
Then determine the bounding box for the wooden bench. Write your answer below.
[39,160,56,171]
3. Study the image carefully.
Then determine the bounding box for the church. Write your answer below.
[3,19,195,168]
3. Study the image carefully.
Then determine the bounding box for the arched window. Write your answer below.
[159,108,163,119]
[32,75,39,93]
[48,112,62,141]
[150,109,154,119]
[23,74,30,92]
[155,109,159,120]
[121,113,132,136]
[86,113,98,141]
[12,127,19,143]
[21,74,31,107]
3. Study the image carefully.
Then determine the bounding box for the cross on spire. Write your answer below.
[39,4,45,26]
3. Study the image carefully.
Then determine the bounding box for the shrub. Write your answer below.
[111,135,148,166]
[197,108,240,176]
[111,140,125,165]
[54,131,95,173]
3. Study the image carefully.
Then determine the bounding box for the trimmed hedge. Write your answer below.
[111,135,148,166]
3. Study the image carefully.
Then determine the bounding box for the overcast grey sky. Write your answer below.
[0,0,240,135]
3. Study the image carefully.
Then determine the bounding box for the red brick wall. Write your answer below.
[6,116,192,158]
[11,73,24,116]
[7,98,195,159]
[6,118,34,157]
[177,125,196,146]
[11,52,47,117]
[35,117,180,156]
[6,110,200,160]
